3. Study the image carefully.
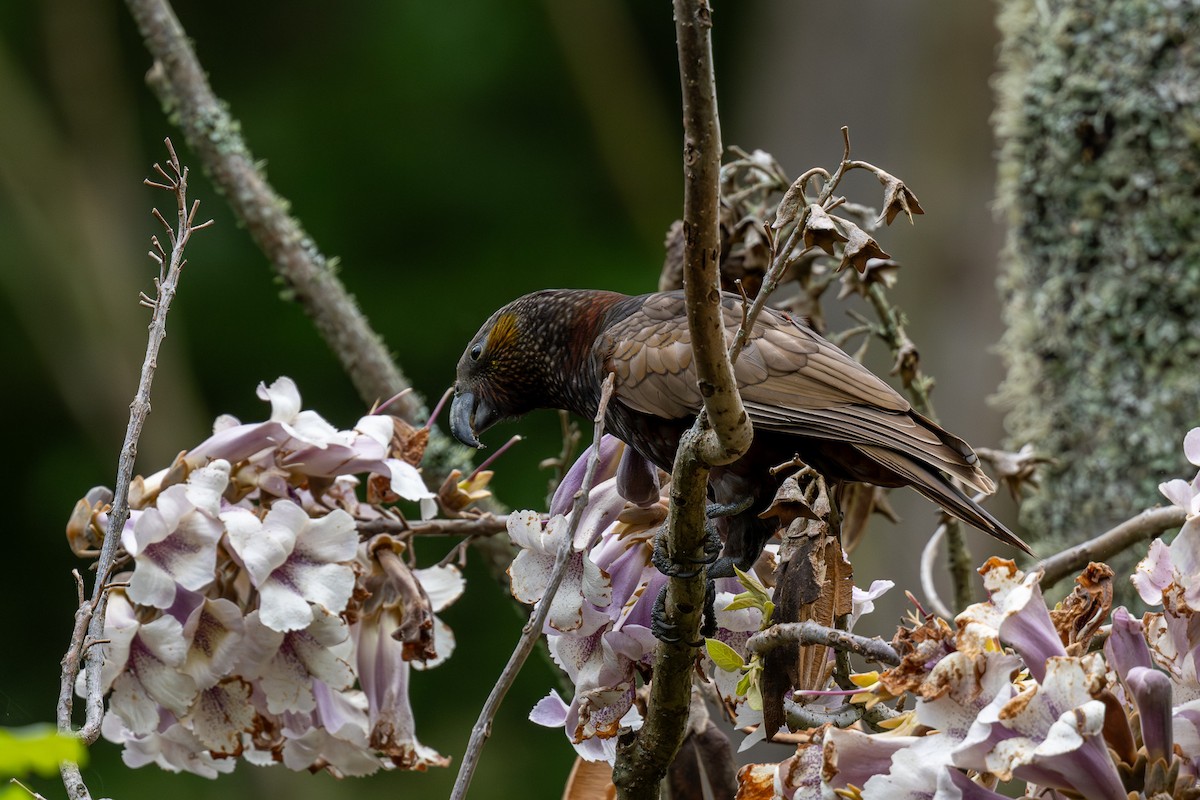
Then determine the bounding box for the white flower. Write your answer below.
[122,461,229,609]
[102,711,236,778]
[506,511,611,633]
[181,597,245,690]
[238,607,354,715]
[100,591,199,735]
[223,501,357,632]
[410,564,465,670]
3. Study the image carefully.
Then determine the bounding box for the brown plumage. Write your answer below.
[450,289,1031,575]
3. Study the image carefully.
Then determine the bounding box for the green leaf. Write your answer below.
[762,600,775,627]
[735,669,753,698]
[0,725,86,779]
[704,638,746,673]
[745,674,764,711]
[732,566,771,605]
[720,594,762,613]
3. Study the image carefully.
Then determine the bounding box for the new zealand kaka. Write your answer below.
[450,289,1031,579]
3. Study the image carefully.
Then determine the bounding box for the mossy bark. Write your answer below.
[994,0,1200,556]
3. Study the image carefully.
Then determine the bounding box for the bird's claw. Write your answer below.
[650,583,707,647]
[707,497,754,519]
[651,524,722,579]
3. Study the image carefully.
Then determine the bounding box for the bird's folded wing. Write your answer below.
[602,291,909,420]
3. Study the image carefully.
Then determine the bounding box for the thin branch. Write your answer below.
[122,0,522,615]
[357,514,510,539]
[746,621,901,667]
[57,139,210,800]
[449,375,616,800]
[861,280,974,609]
[1037,505,1187,589]
[123,0,417,420]
[782,699,899,732]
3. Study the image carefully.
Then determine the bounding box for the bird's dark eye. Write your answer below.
[470,343,483,361]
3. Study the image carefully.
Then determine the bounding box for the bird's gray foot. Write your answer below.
[706,496,754,519]
[649,522,722,645]
[651,522,722,579]
[650,581,716,646]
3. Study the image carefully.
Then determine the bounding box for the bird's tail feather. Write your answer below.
[856,444,1033,556]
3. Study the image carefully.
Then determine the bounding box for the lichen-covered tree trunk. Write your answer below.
[994,0,1200,555]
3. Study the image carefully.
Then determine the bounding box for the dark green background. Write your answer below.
[0,2,1010,798]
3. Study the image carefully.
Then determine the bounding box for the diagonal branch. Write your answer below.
[1037,505,1187,589]
[449,375,617,800]
[123,0,417,420]
[57,139,212,800]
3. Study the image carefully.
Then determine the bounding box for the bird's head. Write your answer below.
[450,295,555,449]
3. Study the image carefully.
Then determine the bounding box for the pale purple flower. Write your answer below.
[279,681,384,777]
[828,651,1020,798]
[506,510,612,633]
[529,690,641,764]
[122,461,229,609]
[824,726,918,795]
[934,768,1010,800]
[352,607,449,770]
[1174,698,1200,778]
[952,654,1125,800]
[186,377,436,517]
[545,607,654,744]
[851,579,894,629]
[238,607,354,715]
[223,501,358,632]
[100,591,199,735]
[773,741,823,800]
[549,436,625,516]
[956,560,1065,682]
[181,597,245,690]
[1137,426,1200,606]
[102,710,236,778]
[1142,609,1200,704]
[1126,666,1174,761]
[1104,606,1152,682]
[182,678,256,756]
[1133,539,1177,605]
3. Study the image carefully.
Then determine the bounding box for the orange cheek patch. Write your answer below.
[487,313,519,351]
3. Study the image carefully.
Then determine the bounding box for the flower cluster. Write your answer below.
[763,427,1200,800]
[509,436,765,762]
[67,378,462,777]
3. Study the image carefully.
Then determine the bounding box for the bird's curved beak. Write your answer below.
[449,389,500,449]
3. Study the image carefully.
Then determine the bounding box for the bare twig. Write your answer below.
[1038,505,1187,589]
[56,139,211,800]
[450,375,616,800]
[543,410,582,504]
[357,514,510,539]
[782,699,899,732]
[746,621,901,667]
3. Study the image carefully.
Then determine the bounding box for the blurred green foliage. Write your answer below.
[0,2,1006,798]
